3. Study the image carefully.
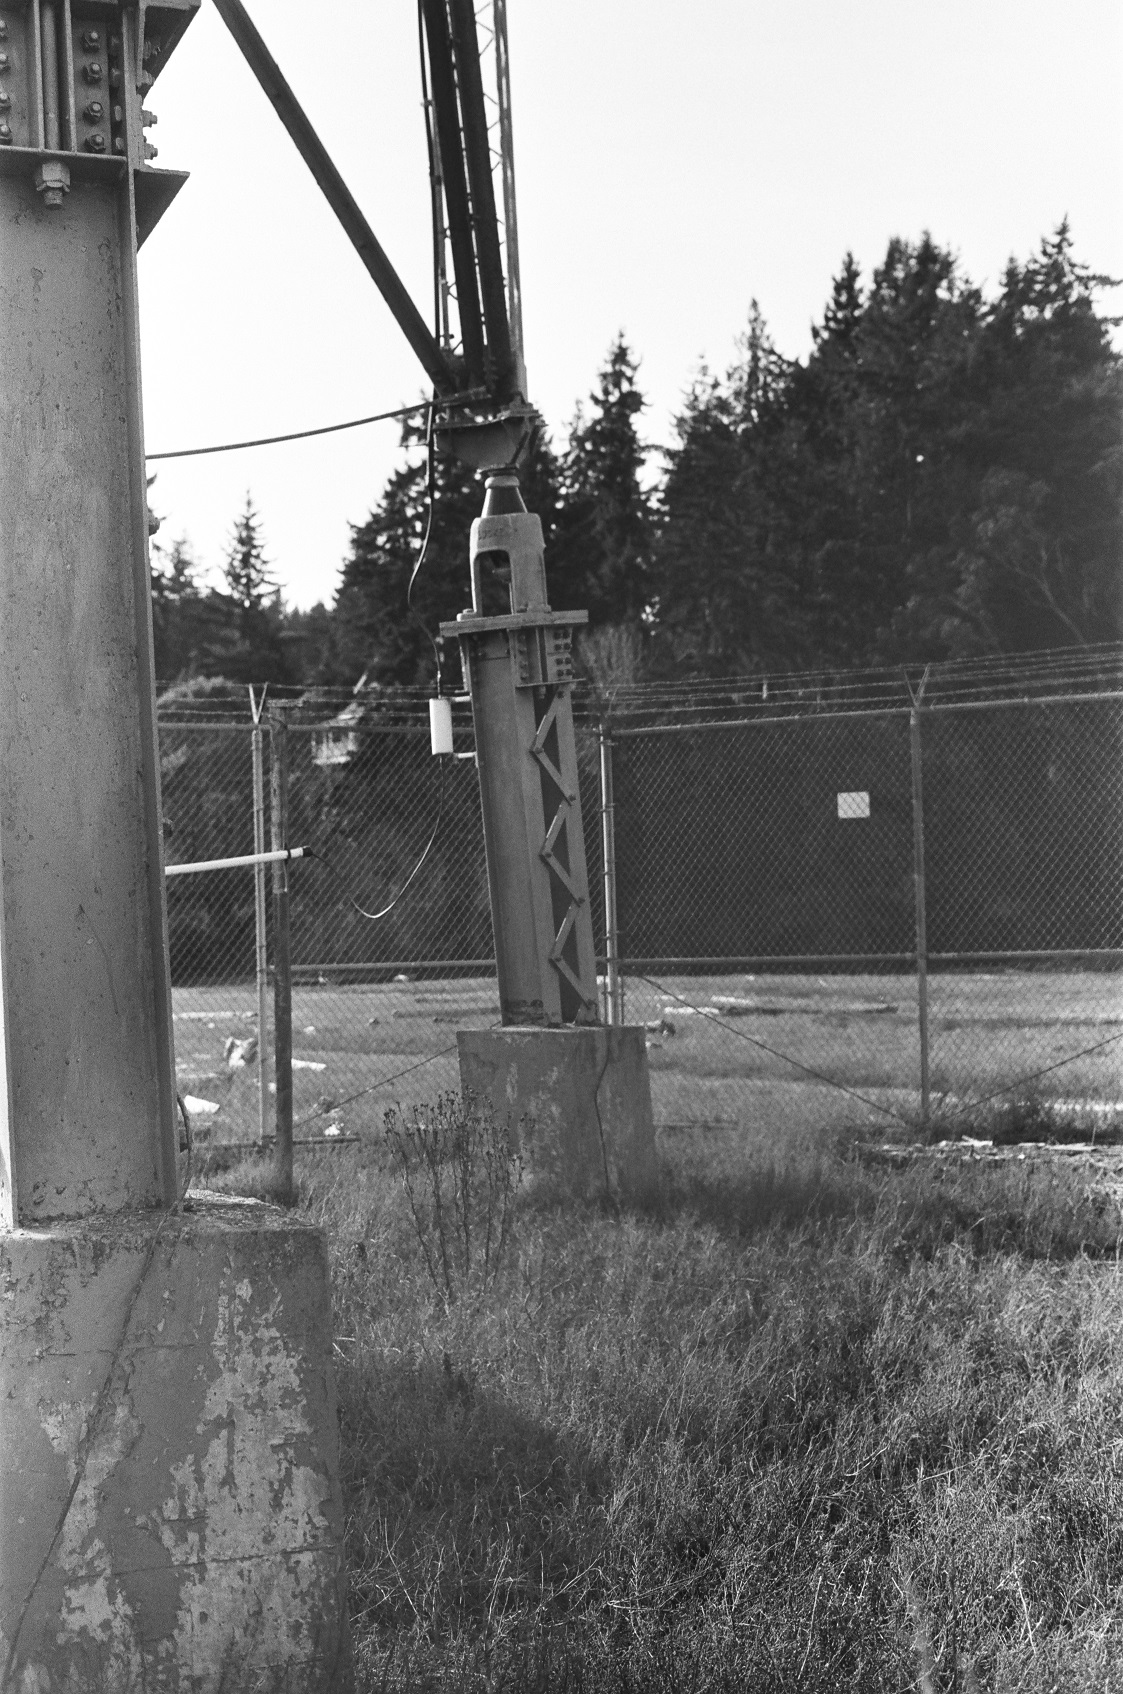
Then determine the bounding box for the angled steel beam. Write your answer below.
[448,0,515,398]
[420,0,487,387]
[212,0,458,396]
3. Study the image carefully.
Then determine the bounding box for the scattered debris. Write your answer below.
[292,1058,327,1071]
[224,1035,258,1072]
[182,1094,220,1116]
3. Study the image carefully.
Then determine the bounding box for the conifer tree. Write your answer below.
[553,335,653,629]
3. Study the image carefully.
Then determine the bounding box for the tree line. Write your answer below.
[152,223,1121,694]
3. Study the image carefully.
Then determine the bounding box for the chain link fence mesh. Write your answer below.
[158,652,1123,1152]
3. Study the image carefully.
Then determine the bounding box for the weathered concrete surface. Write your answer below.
[458,1026,660,1203]
[0,1196,352,1691]
[0,170,177,1225]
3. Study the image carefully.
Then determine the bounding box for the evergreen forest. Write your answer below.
[151,225,1122,693]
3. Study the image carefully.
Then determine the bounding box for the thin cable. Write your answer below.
[145,389,489,462]
[306,759,446,922]
[636,974,915,1128]
[405,398,444,689]
[637,973,1123,1136]
[294,1044,460,1130]
[146,401,433,462]
[934,1031,1123,1123]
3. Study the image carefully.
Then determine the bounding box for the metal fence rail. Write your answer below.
[158,648,1123,1149]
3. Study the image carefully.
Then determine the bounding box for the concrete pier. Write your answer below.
[0,9,352,1685]
[0,1197,351,1691]
[458,1025,660,1203]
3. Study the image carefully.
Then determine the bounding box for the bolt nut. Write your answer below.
[34,159,70,205]
[81,28,100,49]
[82,61,102,83]
[0,121,12,146]
[84,100,104,121]
[84,131,106,153]
[0,90,10,111]
[0,51,10,70]
[112,134,124,153]
[143,140,158,160]
[141,108,157,127]
[0,19,8,40]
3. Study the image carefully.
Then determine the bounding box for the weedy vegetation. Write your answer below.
[206,1096,1123,1692]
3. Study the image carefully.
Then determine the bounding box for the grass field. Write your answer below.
[203,1085,1123,1691]
[175,968,1123,1150]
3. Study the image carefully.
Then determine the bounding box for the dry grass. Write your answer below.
[204,1108,1123,1692]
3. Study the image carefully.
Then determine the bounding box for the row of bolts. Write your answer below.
[0,10,156,160]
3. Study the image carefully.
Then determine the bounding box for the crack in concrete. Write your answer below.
[2,1214,183,1690]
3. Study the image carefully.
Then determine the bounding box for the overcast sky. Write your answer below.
[137,0,1123,610]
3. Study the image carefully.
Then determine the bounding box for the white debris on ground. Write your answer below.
[224,1035,258,1072]
[182,1095,220,1116]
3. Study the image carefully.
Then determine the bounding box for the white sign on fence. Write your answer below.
[837,790,871,819]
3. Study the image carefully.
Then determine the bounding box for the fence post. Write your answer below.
[249,688,269,1147]
[269,702,294,1202]
[909,677,931,1124]
[599,721,624,1026]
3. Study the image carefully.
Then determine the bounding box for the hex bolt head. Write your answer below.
[143,140,158,160]
[34,159,70,205]
[0,19,8,40]
[84,132,106,153]
[81,28,100,49]
[0,90,10,111]
[0,121,12,146]
[82,61,103,83]
[84,100,104,121]
[141,108,157,127]
[0,51,10,70]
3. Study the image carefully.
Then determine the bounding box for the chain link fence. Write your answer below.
[158,649,1123,1152]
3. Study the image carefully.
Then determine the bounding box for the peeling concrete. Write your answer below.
[458,1026,660,1204]
[0,1197,352,1691]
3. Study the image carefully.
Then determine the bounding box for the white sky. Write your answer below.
[138,0,1123,610]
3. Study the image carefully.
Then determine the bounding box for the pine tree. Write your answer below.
[197,496,289,683]
[553,335,653,629]
[224,494,275,609]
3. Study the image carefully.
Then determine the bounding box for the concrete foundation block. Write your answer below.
[457,1025,660,1204]
[0,1195,352,1692]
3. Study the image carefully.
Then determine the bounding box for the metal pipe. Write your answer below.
[164,846,306,877]
[910,699,931,1122]
[211,0,458,397]
[447,0,514,396]
[58,0,76,151]
[492,0,525,388]
[420,0,486,385]
[270,708,294,1203]
[39,0,59,150]
[251,721,270,1147]
[599,724,622,1025]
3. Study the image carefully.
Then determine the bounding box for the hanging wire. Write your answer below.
[306,757,447,922]
[145,395,492,462]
